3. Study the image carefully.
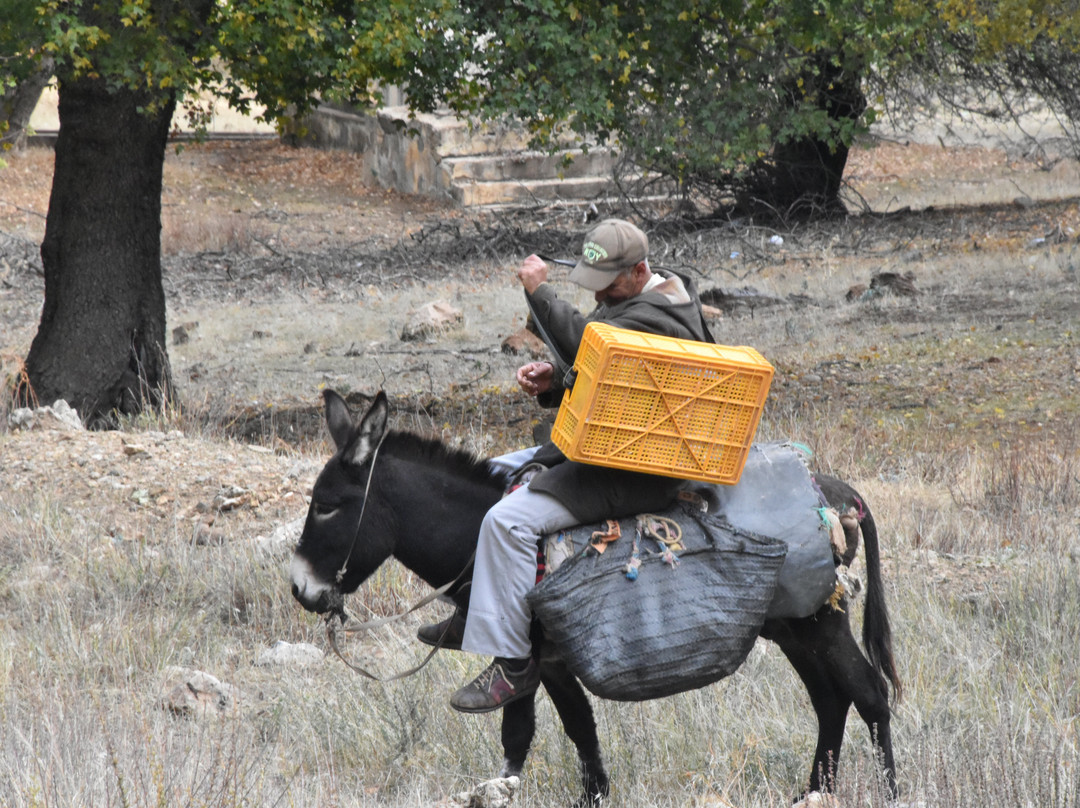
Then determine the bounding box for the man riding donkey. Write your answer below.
[416,218,716,713]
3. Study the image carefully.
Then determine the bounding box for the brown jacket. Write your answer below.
[525,269,714,522]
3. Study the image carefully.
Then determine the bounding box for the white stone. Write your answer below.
[400,300,464,342]
[251,515,305,558]
[255,641,324,668]
[159,667,240,717]
[8,399,83,431]
[452,776,519,808]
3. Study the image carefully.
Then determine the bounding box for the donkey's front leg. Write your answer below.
[500,694,536,779]
[539,661,610,807]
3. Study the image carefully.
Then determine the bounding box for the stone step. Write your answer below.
[450,176,623,207]
[378,106,585,158]
[442,149,616,183]
[423,114,530,157]
[295,103,644,207]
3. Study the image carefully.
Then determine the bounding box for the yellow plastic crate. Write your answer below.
[552,322,774,484]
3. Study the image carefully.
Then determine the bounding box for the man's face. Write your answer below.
[594,265,641,304]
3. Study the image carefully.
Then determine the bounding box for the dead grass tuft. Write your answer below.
[1,352,38,417]
[981,431,1080,518]
[162,209,258,255]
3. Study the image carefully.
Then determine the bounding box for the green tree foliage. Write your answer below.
[412,0,927,216]
[409,0,1080,213]
[13,0,462,123]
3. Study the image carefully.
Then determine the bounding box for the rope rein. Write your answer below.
[334,429,388,585]
[326,562,474,681]
[327,572,471,681]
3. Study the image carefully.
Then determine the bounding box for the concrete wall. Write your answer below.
[292,104,537,200]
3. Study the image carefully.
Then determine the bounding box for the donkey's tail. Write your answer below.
[858,501,902,704]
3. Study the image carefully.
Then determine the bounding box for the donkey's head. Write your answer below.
[290,389,391,615]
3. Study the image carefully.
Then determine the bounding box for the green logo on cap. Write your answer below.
[581,241,608,264]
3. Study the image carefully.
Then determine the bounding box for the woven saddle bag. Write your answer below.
[526,502,787,701]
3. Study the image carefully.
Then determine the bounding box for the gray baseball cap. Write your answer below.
[569,218,649,291]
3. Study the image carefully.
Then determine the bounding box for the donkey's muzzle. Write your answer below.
[290,554,344,615]
[292,581,345,615]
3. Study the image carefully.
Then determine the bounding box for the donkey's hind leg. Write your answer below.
[539,660,610,808]
[765,609,896,797]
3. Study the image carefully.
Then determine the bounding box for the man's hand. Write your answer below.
[516,361,554,397]
[516,254,548,295]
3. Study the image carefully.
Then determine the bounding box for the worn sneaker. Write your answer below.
[416,611,467,651]
[450,657,540,713]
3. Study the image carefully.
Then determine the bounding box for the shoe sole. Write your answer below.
[416,633,463,651]
[449,684,539,714]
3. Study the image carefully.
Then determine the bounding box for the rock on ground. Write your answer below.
[8,399,84,431]
[159,666,241,718]
[449,777,519,808]
[255,640,324,668]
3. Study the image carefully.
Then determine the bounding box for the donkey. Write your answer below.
[290,390,901,806]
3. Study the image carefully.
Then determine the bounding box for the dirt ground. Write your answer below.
[3,135,1079,422]
[1,136,1079,545]
[0,128,1077,808]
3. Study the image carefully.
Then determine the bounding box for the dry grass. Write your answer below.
[1,404,1077,807]
[2,135,1079,807]
[162,209,259,255]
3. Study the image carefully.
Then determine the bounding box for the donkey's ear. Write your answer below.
[341,390,389,468]
[323,389,356,452]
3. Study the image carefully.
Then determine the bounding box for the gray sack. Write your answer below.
[683,441,838,619]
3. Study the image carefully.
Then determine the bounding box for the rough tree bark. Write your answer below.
[21,76,176,427]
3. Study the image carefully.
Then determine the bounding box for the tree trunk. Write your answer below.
[22,76,176,427]
[0,58,55,151]
[740,59,866,220]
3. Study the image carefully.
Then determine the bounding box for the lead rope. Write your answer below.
[326,561,474,681]
[326,577,465,680]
